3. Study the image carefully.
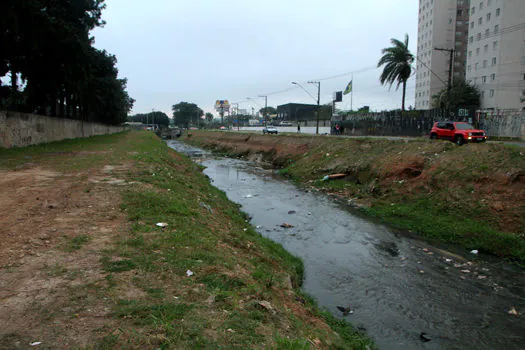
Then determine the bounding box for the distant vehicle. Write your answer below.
[429,121,487,145]
[263,126,278,134]
[219,126,226,130]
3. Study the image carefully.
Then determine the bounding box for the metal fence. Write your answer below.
[333,108,524,139]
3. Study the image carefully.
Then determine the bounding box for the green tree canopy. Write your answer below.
[0,0,133,125]
[259,107,277,116]
[205,112,214,122]
[432,80,481,110]
[377,34,414,111]
[129,111,170,127]
[172,102,203,128]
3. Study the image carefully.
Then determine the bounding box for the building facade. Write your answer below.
[465,0,525,109]
[415,0,470,110]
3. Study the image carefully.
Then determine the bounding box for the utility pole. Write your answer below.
[434,47,454,112]
[308,81,321,134]
[258,95,268,123]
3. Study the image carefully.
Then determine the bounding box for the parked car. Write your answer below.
[263,126,278,134]
[429,121,487,145]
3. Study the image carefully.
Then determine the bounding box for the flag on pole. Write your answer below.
[343,80,353,95]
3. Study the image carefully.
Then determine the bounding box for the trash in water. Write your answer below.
[186,270,194,277]
[336,305,354,316]
[256,225,261,229]
[280,223,294,228]
[419,332,431,342]
[470,249,479,254]
[244,194,258,198]
[445,258,452,263]
[288,210,296,214]
[461,269,471,273]
[30,342,42,347]
[508,306,519,316]
[156,222,168,227]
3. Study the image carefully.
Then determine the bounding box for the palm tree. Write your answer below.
[377,34,414,111]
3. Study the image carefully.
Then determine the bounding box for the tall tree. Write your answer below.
[205,112,214,122]
[129,111,170,127]
[432,80,481,110]
[259,107,277,116]
[377,34,414,111]
[0,0,132,126]
[172,102,203,128]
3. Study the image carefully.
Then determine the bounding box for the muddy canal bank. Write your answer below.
[182,131,525,264]
[170,139,525,350]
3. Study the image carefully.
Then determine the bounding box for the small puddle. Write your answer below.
[168,140,525,350]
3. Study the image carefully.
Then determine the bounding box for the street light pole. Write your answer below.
[308,81,321,135]
[258,95,268,123]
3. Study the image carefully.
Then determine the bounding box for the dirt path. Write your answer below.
[0,164,128,348]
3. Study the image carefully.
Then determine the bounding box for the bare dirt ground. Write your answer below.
[0,164,128,348]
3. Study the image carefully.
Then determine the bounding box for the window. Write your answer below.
[468,50,472,57]
[478,17,482,25]
[457,20,463,26]
[496,8,500,16]
[477,33,481,41]
[449,18,453,24]
[471,21,475,29]
[491,73,496,81]
[468,65,472,71]
[487,13,491,22]
[494,25,499,33]
[476,48,480,55]
[475,62,479,70]
[469,36,474,43]
[485,29,490,38]
[492,57,497,65]
[481,91,485,98]
[456,31,462,36]
[471,6,475,14]
[484,44,488,53]
[483,60,487,68]
[490,89,494,97]
[457,9,463,16]
[479,1,483,10]
[482,76,487,83]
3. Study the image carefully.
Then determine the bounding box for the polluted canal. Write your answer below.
[168,140,524,350]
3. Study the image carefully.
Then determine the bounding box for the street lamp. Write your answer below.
[258,95,268,123]
[292,81,321,134]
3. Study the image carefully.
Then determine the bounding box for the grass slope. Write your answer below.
[0,131,373,349]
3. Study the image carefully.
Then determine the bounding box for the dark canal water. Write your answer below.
[168,140,525,350]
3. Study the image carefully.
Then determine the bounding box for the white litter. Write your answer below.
[445,258,452,263]
[186,270,194,277]
[470,250,479,254]
[30,342,42,347]
[156,222,168,227]
[244,194,254,198]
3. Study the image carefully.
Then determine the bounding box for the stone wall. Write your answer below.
[0,111,124,148]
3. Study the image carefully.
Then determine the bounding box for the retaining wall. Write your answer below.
[0,111,124,148]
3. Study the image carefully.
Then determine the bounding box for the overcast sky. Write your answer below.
[92,0,418,117]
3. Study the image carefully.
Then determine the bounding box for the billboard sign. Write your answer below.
[214,100,230,112]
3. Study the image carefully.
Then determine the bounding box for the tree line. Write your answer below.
[0,0,134,125]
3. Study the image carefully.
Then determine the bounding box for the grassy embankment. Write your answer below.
[183,131,525,265]
[0,131,372,349]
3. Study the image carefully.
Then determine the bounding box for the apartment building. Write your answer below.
[415,0,470,110]
[465,0,525,109]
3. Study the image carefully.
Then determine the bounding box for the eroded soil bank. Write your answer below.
[182,131,525,263]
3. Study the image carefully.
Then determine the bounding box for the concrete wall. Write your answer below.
[0,111,124,148]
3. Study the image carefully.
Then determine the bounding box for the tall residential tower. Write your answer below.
[415,0,470,110]
[465,0,525,109]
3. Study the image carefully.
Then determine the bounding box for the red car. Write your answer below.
[429,121,487,145]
